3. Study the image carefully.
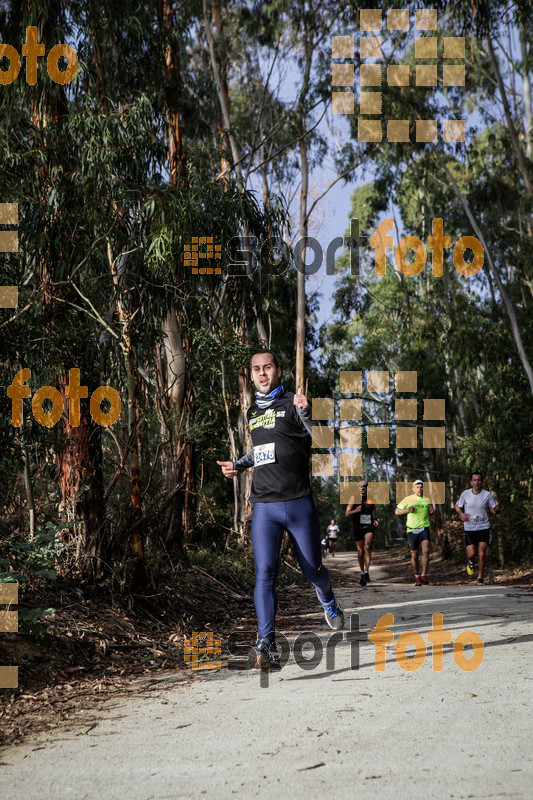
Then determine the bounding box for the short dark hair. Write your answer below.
[250,348,279,369]
[470,471,483,481]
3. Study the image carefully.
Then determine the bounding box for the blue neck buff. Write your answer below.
[255,384,284,409]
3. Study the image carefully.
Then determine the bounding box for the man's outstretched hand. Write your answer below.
[217,460,238,479]
[293,385,308,409]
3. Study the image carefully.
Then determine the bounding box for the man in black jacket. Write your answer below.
[217,349,344,672]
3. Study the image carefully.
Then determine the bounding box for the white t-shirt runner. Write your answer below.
[327,524,339,540]
[456,489,498,531]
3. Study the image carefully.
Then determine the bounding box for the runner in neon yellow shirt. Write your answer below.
[395,480,434,585]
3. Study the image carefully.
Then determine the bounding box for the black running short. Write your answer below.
[407,527,430,551]
[354,528,373,542]
[464,529,491,547]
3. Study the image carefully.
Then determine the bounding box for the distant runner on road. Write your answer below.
[217,349,344,672]
[326,519,339,556]
[346,480,377,585]
[455,472,500,585]
[395,480,434,585]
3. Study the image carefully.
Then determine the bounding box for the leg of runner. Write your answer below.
[477,540,488,583]
[284,495,344,630]
[251,502,286,644]
[465,537,476,577]
[410,547,421,585]
[363,531,373,582]
[249,502,291,671]
[420,538,430,584]
[356,539,365,585]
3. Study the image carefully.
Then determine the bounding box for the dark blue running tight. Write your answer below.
[251,494,333,642]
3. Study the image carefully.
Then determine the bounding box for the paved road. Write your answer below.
[2,553,533,799]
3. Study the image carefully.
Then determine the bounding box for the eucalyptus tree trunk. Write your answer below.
[21,432,35,539]
[157,308,189,552]
[33,7,105,576]
[203,0,268,344]
[295,21,314,390]
[237,369,254,540]
[162,0,186,186]
[202,0,268,543]
[296,135,308,391]
[109,243,145,590]
[157,0,196,551]
[56,385,104,574]
[520,24,533,160]
[220,359,239,534]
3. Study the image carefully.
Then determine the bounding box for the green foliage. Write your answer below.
[0,521,71,632]
[0,524,65,585]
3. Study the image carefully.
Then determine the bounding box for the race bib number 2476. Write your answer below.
[254,443,275,466]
